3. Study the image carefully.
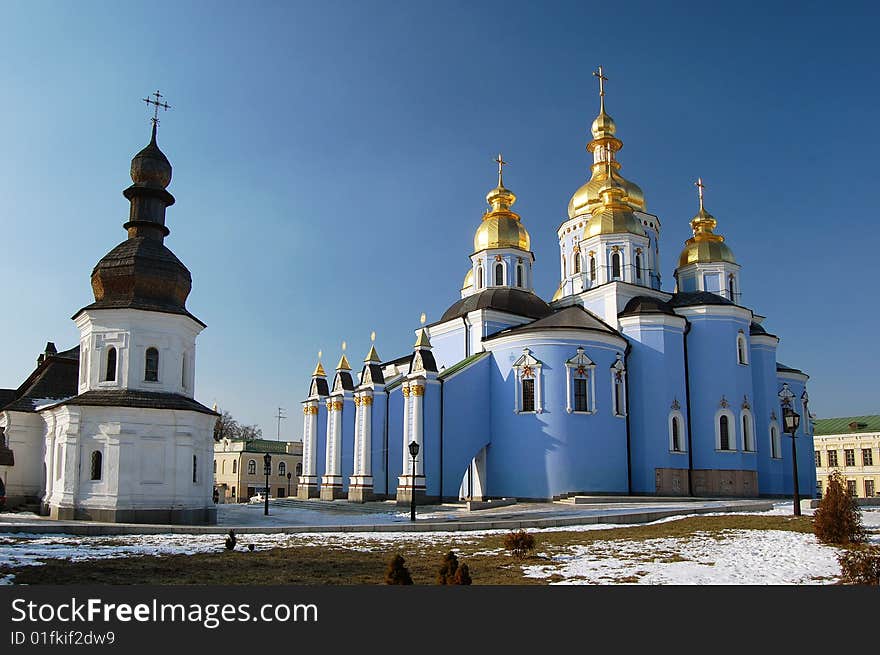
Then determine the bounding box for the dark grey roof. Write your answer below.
[409,349,438,373]
[309,377,330,397]
[439,288,552,323]
[2,347,81,413]
[0,390,17,409]
[384,354,413,368]
[334,371,355,392]
[777,362,806,375]
[668,291,735,307]
[362,363,385,385]
[619,295,676,317]
[485,305,623,341]
[749,322,767,335]
[45,390,217,415]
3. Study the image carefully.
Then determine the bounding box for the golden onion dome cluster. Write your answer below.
[473,184,531,252]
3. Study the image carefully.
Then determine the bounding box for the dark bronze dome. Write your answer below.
[130,124,172,189]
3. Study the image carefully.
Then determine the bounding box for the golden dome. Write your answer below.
[473,179,531,252]
[583,166,646,238]
[591,109,617,140]
[568,164,646,219]
[551,283,563,302]
[677,207,736,267]
[462,268,474,290]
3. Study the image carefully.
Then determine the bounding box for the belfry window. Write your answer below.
[562,257,567,278]
[590,256,596,281]
[728,275,736,300]
[574,253,581,274]
[521,378,535,412]
[635,254,642,280]
[105,347,117,382]
[737,332,748,365]
[495,263,504,286]
[90,451,102,481]
[247,459,256,475]
[477,265,483,289]
[181,353,187,389]
[145,347,159,382]
[611,252,621,279]
[516,264,523,288]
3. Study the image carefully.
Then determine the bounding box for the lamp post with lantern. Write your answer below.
[263,452,272,516]
[408,441,420,522]
[779,384,801,516]
[286,471,292,498]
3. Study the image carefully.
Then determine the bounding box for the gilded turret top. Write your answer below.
[473,154,532,251]
[677,178,736,267]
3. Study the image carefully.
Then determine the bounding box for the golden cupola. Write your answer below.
[584,162,647,238]
[677,179,736,267]
[568,66,646,220]
[473,155,531,252]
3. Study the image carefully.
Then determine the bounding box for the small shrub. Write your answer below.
[813,471,867,544]
[385,553,413,585]
[503,529,536,559]
[838,546,880,585]
[247,543,255,552]
[453,563,472,585]
[437,551,459,585]
[224,529,237,551]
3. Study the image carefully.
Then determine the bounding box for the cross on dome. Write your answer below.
[495,153,509,187]
[143,90,171,127]
[593,65,608,110]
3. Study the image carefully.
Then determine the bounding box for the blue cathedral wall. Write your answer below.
[622,320,690,494]
[752,339,785,494]
[315,402,327,482]
[368,390,388,498]
[340,396,355,492]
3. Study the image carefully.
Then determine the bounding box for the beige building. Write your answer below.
[814,415,878,500]
[214,438,303,503]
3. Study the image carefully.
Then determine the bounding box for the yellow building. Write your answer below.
[213,438,303,503]
[813,416,878,500]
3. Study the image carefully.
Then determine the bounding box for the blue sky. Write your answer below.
[1,1,877,436]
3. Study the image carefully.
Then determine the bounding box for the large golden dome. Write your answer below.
[677,207,736,267]
[568,165,646,219]
[473,183,531,252]
[584,167,646,238]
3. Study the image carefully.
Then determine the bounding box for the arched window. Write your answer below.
[295,462,302,476]
[574,253,581,274]
[232,460,237,474]
[770,423,781,459]
[495,263,504,286]
[105,347,117,382]
[635,254,642,280]
[145,347,159,382]
[90,451,102,481]
[562,257,567,278]
[742,412,754,451]
[477,265,483,289]
[719,415,731,450]
[521,377,535,412]
[611,252,621,279]
[590,256,596,281]
[247,459,256,475]
[728,275,736,300]
[181,353,187,388]
[278,461,287,476]
[737,332,748,365]
[516,264,523,288]
[192,455,198,483]
[672,416,681,452]
[213,459,217,474]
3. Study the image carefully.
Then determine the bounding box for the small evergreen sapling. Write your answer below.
[225,529,237,551]
[453,563,472,585]
[813,471,867,544]
[385,553,413,585]
[437,551,459,584]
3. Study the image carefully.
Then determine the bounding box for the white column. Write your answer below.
[362,396,372,477]
[411,384,424,477]
[401,384,411,472]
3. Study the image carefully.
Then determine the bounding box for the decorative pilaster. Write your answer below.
[296,401,320,498]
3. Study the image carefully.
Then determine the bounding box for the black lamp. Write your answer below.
[408,441,420,522]
[263,452,272,516]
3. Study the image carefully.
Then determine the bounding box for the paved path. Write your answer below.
[0,498,779,536]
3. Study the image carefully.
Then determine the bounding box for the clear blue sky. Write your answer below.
[1,1,877,436]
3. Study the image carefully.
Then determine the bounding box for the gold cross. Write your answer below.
[593,65,608,111]
[143,90,171,126]
[695,177,706,210]
[495,153,509,187]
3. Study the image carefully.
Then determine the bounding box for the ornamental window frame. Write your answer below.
[494,261,505,286]
[573,251,581,274]
[715,405,737,452]
[477,264,484,289]
[589,255,597,281]
[247,459,256,475]
[610,354,627,418]
[90,450,102,481]
[610,251,622,280]
[516,263,524,288]
[565,347,596,414]
[278,461,287,476]
[512,348,543,414]
[740,407,755,452]
[104,346,117,383]
[144,346,160,382]
[736,330,749,366]
[668,408,686,453]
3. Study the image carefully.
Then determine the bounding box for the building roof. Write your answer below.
[439,288,552,323]
[814,415,880,436]
[668,290,735,307]
[776,362,806,376]
[438,351,490,379]
[1,345,80,413]
[43,389,218,416]
[230,438,302,454]
[619,295,676,317]
[485,305,622,341]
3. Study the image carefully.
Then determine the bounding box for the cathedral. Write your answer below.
[0,101,218,524]
[297,69,817,503]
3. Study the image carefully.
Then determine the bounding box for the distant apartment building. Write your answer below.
[214,438,303,502]
[813,416,878,499]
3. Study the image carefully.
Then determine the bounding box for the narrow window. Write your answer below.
[145,347,159,382]
[477,265,483,289]
[192,455,198,483]
[863,449,874,466]
[232,460,237,474]
[672,417,681,451]
[278,461,286,476]
[574,254,581,274]
[248,459,256,475]
[590,256,596,281]
[495,263,504,286]
[521,378,535,412]
[231,486,236,499]
[213,459,217,474]
[516,264,523,288]
[105,347,117,382]
[742,415,753,451]
[814,450,821,467]
[90,451,102,481]
[80,348,88,384]
[636,254,642,280]
[611,252,621,279]
[847,479,857,497]
[866,480,875,497]
[719,415,730,450]
[295,462,302,477]
[770,425,780,458]
[574,378,588,412]
[728,275,736,300]
[828,450,838,467]
[844,449,855,467]
[737,335,747,365]
[181,353,187,388]
[562,257,567,278]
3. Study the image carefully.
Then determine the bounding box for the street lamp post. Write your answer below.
[408,441,420,522]
[263,452,272,516]
[779,384,801,516]
[286,471,292,498]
